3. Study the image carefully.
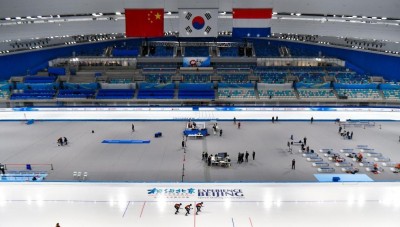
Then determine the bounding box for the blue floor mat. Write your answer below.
[314,174,374,182]
[102,140,151,144]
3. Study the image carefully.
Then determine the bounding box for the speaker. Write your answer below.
[150,46,156,55]
[142,46,148,56]
[246,48,252,57]
[238,47,244,56]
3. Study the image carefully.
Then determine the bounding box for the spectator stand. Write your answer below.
[335,72,370,84]
[335,86,381,100]
[96,89,135,99]
[251,40,280,57]
[0,82,11,99]
[137,83,175,99]
[184,46,209,57]
[287,46,320,57]
[296,82,336,99]
[219,47,240,57]
[256,72,287,84]
[144,73,174,83]
[147,46,174,57]
[181,73,212,83]
[293,72,325,84]
[219,73,250,84]
[58,82,98,99]
[178,83,215,100]
[258,83,297,100]
[137,63,179,69]
[11,82,57,100]
[105,72,135,84]
[217,83,255,99]
[380,83,400,100]
[216,63,257,69]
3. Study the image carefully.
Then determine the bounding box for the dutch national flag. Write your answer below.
[232,8,272,38]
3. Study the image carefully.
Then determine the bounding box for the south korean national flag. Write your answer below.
[179,9,218,37]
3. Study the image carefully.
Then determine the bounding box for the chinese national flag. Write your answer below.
[125,9,164,37]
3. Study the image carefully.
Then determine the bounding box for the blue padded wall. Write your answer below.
[1,38,399,82]
[0,39,142,80]
[268,40,400,81]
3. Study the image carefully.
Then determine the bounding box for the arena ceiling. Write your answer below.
[0,0,399,51]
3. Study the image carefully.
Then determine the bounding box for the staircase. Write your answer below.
[279,46,291,57]
[104,47,113,57]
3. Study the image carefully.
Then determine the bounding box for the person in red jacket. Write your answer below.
[174,203,182,214]
[185,204,192,216]
[195,202,203,215]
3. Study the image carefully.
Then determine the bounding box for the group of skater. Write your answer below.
[174,202,203,216]
[233,117,241,129]
[287,135,309,154]
[212,123,222,136]
[338,126,353,139]
[237,151,255,163]
[57,137,68,146]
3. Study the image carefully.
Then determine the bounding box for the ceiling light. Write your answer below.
[381,17,387,20]
[5,17,11,20]
[115,12,121,15]
[15,17,21,19]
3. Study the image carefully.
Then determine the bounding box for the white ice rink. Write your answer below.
[1,182,400,227]
[1,107,400,226]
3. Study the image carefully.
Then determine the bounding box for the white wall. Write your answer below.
[1,0,399,18]
[0,20,124,41]
[271,20,400,42]
[1,17,399,43]
[0,0,399,46]
[272,0,400,19]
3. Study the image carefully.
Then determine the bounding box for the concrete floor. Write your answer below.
[1,108,400,227]
[0,119,399,182]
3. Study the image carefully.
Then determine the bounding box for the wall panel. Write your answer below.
[0,0,398,19]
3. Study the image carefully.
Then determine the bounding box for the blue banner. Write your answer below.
[183,57,211,67]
